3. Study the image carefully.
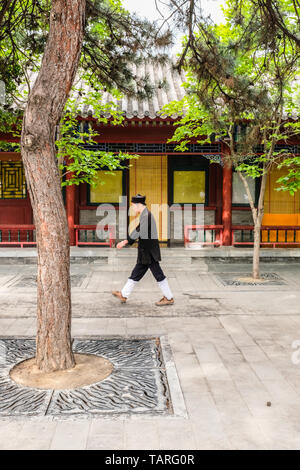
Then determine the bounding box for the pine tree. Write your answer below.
[0,0,172,373]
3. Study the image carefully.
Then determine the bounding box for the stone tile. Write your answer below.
[0,420,26,450]
[125,318,147,334]
[13,420,57,450]
[50,420,90,450]
[0,318,17,334]
[105,318,127,336]
[87,420,124,450]
[157,419,197,450]
[71,318,109,336]
[5,318,34,336]
[124,420,159,450]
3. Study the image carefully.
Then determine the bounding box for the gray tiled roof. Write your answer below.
[69,63,300,120]
[72,61,187,119]
[13,62,299,120]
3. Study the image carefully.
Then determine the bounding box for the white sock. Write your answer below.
[121,278,138,298]
[157,278,173,300]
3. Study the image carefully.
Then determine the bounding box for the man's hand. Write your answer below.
[117,240,128,250]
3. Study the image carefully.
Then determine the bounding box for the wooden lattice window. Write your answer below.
[0,161,27,199]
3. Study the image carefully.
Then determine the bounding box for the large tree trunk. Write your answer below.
[21,0,86,372]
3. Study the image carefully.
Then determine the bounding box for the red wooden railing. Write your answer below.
[232,225,300,247]
[0,224,116,248]
[0,225,36,248]
[1,224,300,249]
[184,225,224,247]
[74,225,116,248]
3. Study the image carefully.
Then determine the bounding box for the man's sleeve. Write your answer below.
[127,224,140,245]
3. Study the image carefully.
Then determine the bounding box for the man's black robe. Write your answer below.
[127,207,161,265]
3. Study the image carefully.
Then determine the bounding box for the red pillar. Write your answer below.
[222,161,233,246]
[66,172,76,246]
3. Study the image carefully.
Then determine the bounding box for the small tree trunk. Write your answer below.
[237,168,268,281]
[252,171,268,280]
[21,0,86,372]
[252,217,263,279]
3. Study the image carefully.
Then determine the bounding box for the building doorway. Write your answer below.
[129,155,168,242]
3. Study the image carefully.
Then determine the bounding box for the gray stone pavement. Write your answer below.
[0,248,300,449]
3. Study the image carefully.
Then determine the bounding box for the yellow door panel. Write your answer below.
[129,155,168,241]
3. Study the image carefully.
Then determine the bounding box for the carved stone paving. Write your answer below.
[215,272,287,287]
[0,337,176,418]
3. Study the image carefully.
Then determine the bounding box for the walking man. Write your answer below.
[112,194,174,306]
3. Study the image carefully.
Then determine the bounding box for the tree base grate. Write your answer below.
[215,272,287,286]
[11,274,86,288]
[0,336,183,419]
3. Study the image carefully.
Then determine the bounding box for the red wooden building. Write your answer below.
[0,63,299,248]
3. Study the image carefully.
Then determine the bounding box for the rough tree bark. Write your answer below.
[21,0,86,372]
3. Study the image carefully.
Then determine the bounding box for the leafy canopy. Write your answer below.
[161,0,300,193]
